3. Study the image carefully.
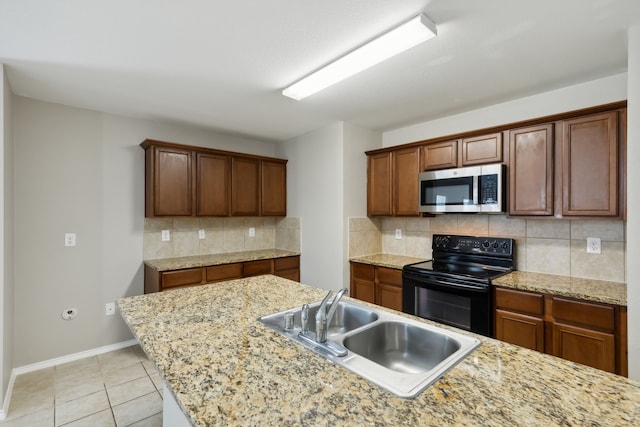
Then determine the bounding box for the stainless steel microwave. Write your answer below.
[418,163,505,213]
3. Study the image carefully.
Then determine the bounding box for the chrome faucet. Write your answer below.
[315,288,347,343]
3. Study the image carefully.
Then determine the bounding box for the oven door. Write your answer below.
[402,271,493,337]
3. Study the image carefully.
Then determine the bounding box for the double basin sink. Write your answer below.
[258,298,481,398]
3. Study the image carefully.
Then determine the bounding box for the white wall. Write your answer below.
[12,97,276,366]
[342,123,380,288]
[383,73,628,147]
[277,123,344,291]
[0,65,14,413]
[626,26,640,381]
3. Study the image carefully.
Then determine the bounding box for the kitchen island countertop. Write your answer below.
[117,275,640,426]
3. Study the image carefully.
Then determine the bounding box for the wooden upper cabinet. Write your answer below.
[461,133,503,166]
[196,152,229,216]
[146,145,193,217]
[261,160,287,216]
[367,152,393,216]
[421,140,458,171]
[142,140,287,217]
[509,124,554,216]
[231,157,260,216]
[393,147,420,216]
[561,112,618,216]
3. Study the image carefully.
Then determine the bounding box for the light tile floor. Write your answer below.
[1,345,163,427]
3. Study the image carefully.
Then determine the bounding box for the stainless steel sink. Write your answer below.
[343,321,461,373]
[258,299,480,398]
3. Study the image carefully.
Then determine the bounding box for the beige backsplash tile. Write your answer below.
[144,218,173,233]
[198,229,225,255]
[143,232,173,259]
[173,218,198,231]
[430,215,459,233]
[457,215,489,236]
[173,231,199,256]
[570,240,625,282]
[527,219,571,239]
[526,238,571,276]
[489,215,526,237]
[405,232,430,258]
[570,220,624,241]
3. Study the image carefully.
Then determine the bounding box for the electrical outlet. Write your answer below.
[587,237,601,254]
[161,230,171,242]
[105,302,115,316]
[198,229,206,239]
[395,229,402,240]
[249,227,255,237]
[64,233,77,247]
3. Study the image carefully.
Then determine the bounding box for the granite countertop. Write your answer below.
[117,276,640,426]
[349,253,426,269]
[144,249,300,271]
[494,271,627,306]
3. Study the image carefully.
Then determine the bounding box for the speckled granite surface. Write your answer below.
[349,253,426,269]
[144,249,300,271]
[118,276,640,426]
[494,271,627,306]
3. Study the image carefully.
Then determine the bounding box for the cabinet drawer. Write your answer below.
[495,287,544,316]
[377,267,402,287]
[274,256,299,271]
[351,263,375,281]
[161,268,203,289]
[552,297,614,332]
[205,263,243,283]
[243,259,273,277]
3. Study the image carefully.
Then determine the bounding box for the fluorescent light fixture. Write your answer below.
[282,13,437,100]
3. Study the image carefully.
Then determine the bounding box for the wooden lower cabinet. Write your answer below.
[494,287,627,376]
[350,262,402,311]
[144,256,300,293]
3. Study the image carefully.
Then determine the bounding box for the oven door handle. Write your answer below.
[403,274,489,293]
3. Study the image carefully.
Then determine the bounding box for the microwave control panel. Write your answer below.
[479,174,498,204]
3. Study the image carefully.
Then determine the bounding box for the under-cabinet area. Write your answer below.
[141,139,287,218]
[144,250,299,293]
[366,102,626,219]
[494,285,627,376]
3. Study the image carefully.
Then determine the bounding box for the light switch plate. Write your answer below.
[249,227,255,237]
[198,229,205,239]
[161,230,171,242]
[395,229,402,240]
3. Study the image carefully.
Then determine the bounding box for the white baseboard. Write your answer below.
[0,339,139,420]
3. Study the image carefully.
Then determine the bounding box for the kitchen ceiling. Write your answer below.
[1,0,639,142]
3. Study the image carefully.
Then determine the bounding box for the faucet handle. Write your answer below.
[301,304,309,335]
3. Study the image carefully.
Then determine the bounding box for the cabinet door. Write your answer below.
[461,133,502,166]
[509,124,554,215]
[161,268,203,290]
[243,259,273,277]
[552,322,615,373]
[150,146,193,216]
[351,263,375,303]
[421,140,458,171]
[205,263,242,283]
[274,256,300,281]
[392,147,420,216]
[367,153,392,216]
[495,309,544,351]
[376,267,403,311]
[261,160,287,216]
[561,112,618,216]
[196,152,229,216]
[231,157,260,216]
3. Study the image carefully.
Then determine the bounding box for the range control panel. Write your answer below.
[433,234,514,255]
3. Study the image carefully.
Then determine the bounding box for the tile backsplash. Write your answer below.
[349,215,626,283]
[144,217,300,260]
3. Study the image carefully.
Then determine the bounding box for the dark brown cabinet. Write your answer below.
[261,160,287,216]
[145,145,193,217]
[508,124,554,216]
[145,255,300,293]
[142,140,287,217]
[367,153,392,216]
[460,133,503,166]
[420,140,458,171]
[350,263,403,311]
[561,112,618,216]
[367,148,420,217]
[231,157,260,216]
[493,286,627,376]
[196,152,230,216]
[508,109,624,218]
[495,287,545,352]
